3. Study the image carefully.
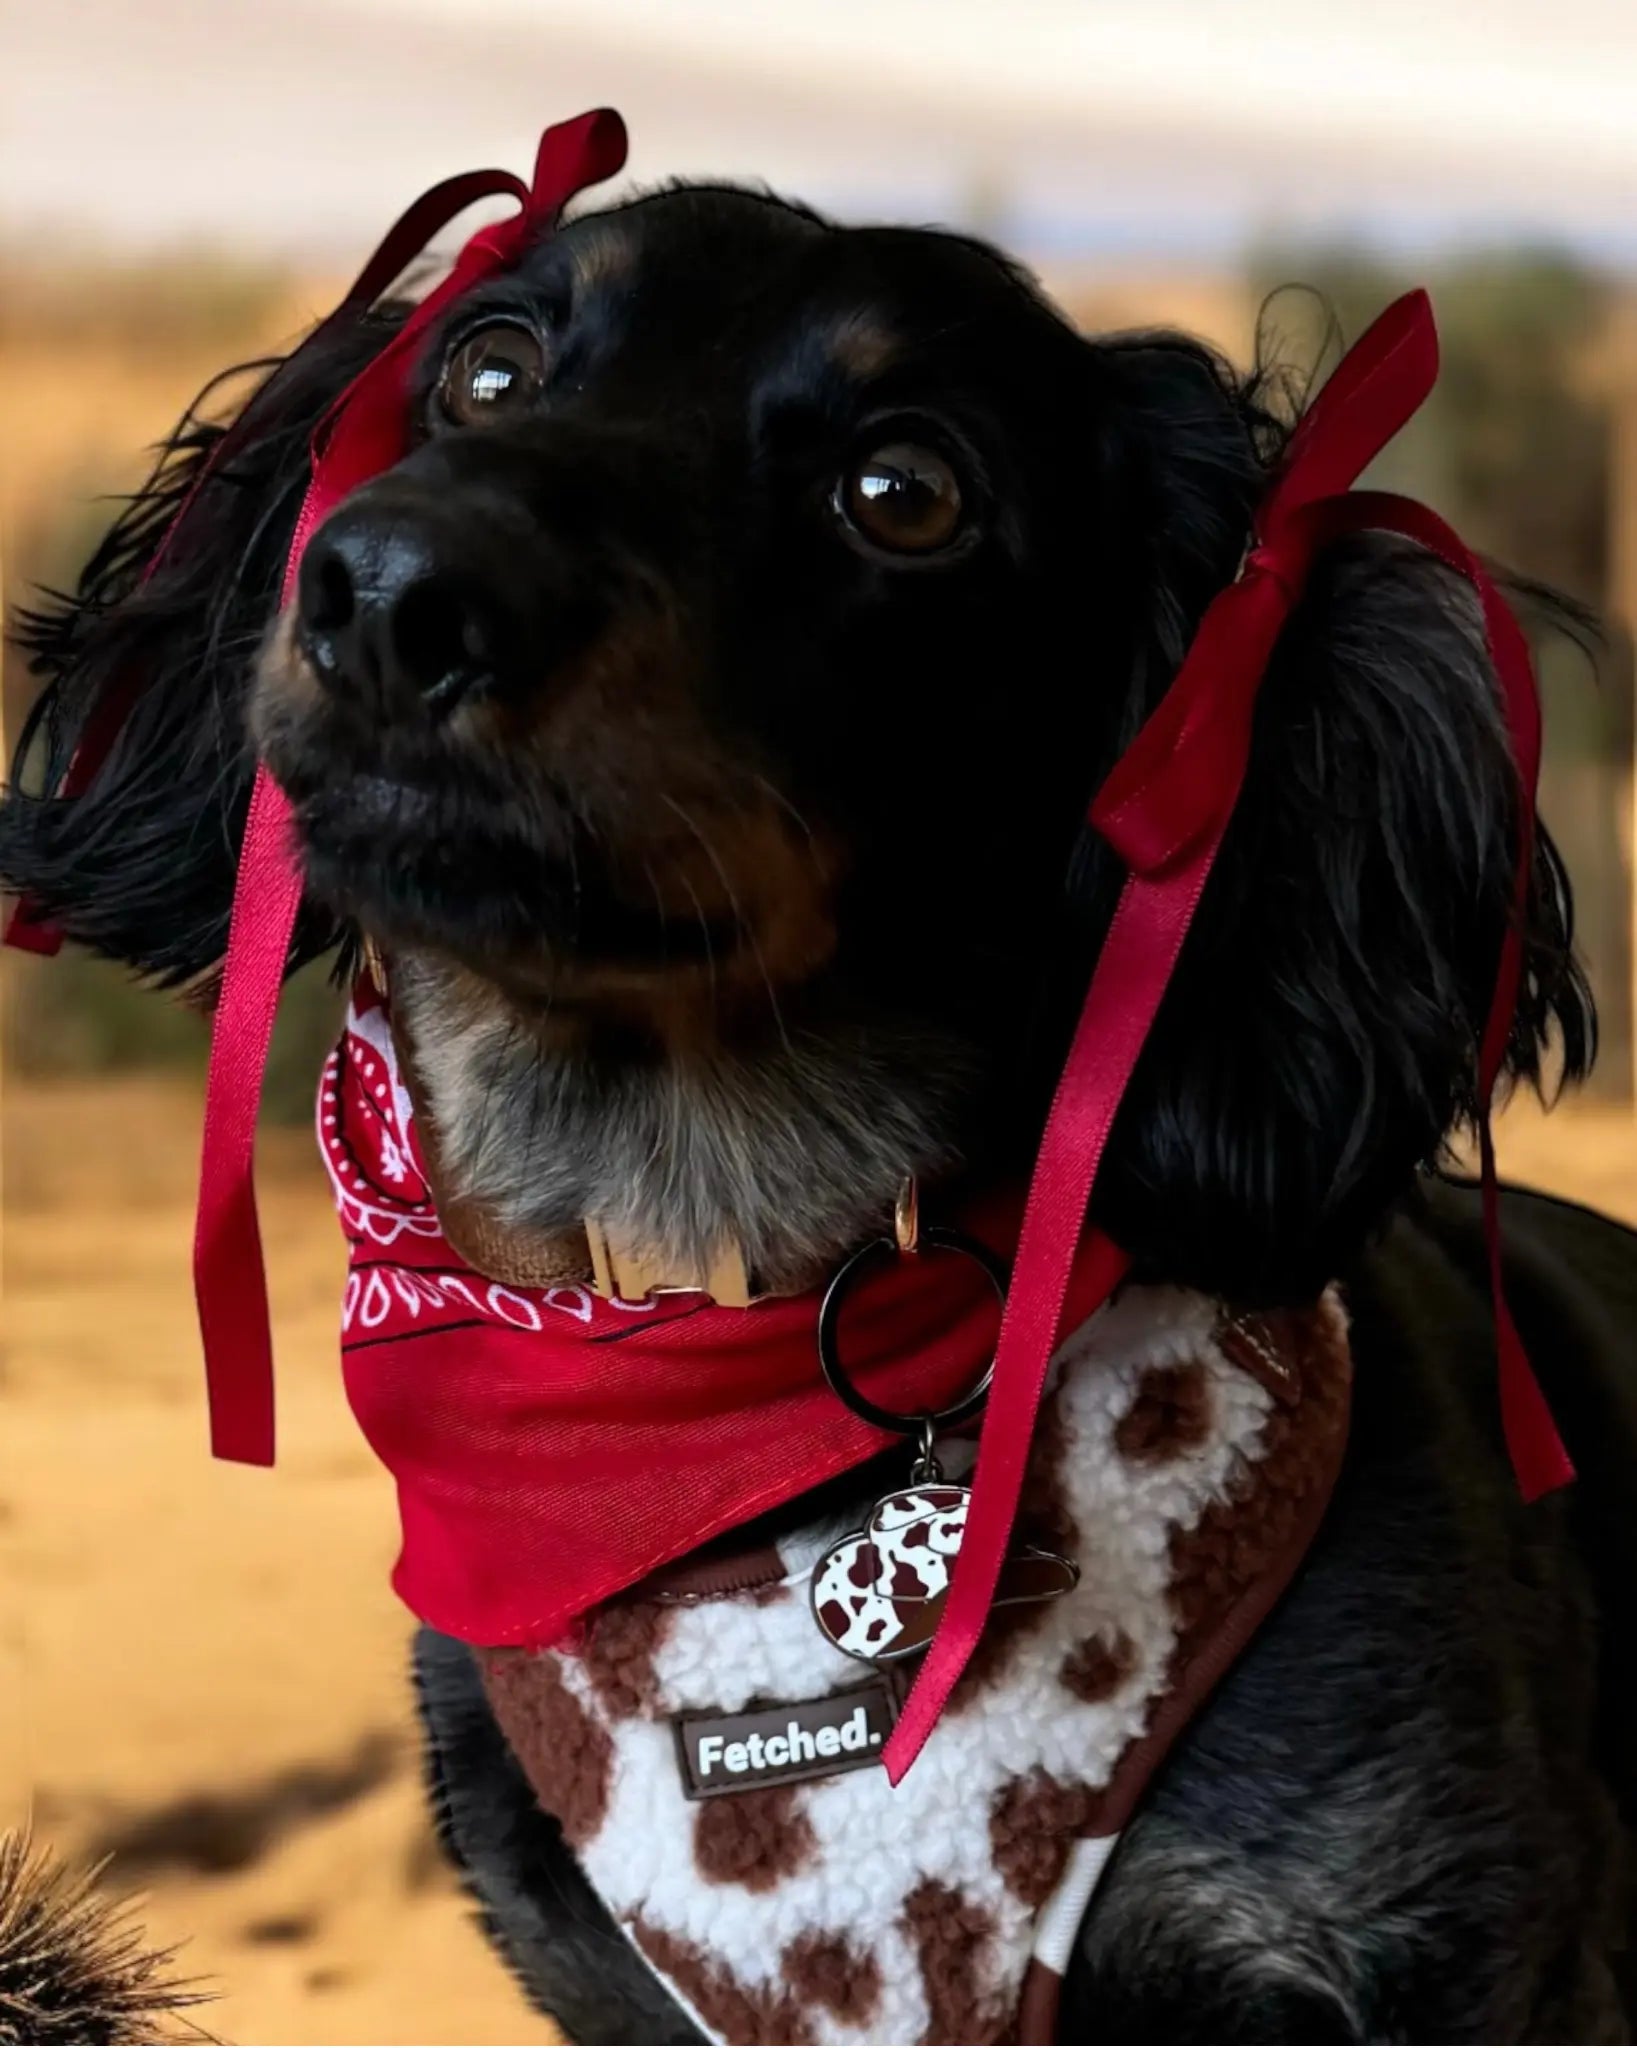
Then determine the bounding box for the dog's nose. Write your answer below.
[297,505,506,715]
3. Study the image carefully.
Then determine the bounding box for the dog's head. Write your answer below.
[1,184,1594,1298]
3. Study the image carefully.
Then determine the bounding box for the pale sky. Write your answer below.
[4,0,1636,268]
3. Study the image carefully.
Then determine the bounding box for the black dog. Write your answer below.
[4,183,1633,2042]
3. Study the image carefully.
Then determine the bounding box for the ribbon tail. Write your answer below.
[883,850,1232,1782]
[1305,489,1573,1502]
[187,116,631,1466]
[1479,1113,1574,1501]
[192,769,303,1464]
[883,1227,1129,1784]
[1263,290,1439,527]
[4,899,68,954]
[529,108,629,226]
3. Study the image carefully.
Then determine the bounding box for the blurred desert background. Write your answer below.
[2,3,1635,2042]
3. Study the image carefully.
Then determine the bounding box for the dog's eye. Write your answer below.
[439,323,548,427]
[839,442,964,555]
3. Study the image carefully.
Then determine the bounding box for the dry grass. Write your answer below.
[0,1828,209,2046]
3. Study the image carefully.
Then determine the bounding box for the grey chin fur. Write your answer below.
[392,952,975,1294]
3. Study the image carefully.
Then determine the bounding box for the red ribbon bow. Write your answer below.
[192,109,628,1465]
[882,288,1573,1782]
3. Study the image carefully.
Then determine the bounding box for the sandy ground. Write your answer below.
[0,1074,1632,2045]
[1,1080,551,2047]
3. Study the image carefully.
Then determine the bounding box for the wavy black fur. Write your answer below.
[2,305,404,987]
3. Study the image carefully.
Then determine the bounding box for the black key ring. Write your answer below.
[816,1224,1010,1437]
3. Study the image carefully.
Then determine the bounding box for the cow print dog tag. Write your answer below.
[810,1477,1077,1664]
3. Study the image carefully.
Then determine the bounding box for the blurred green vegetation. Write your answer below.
[3,952,348,1125]
[0,246,294,359]
[1253,243,1633,1090]
[2,250,323,1120]
[1251,245,1630,760]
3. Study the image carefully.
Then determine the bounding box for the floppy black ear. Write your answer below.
[0,304,405,986]
[1075,339,1597,1302]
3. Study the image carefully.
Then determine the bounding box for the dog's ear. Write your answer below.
[1077,339,1597,1301]
[1,304,405,986]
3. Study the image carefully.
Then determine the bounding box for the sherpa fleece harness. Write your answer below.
[7,110,1571,1783]
[482,1293,1351,2048]
[323,987,1351,2043]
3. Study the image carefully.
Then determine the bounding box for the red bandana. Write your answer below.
[8,108,1574,1785]
[323,979,1124,1647]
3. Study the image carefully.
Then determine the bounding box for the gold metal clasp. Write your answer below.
[360,934,390,996]
[584,1217,753,1309]
[894,1176,921,1255]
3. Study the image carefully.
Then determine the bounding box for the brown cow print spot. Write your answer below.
[580,1598,674,1720]
[693,1783,818,1893]
[479,1651,612,1850]
[989,1769,1096,1908]
[781,1930,882,2027]
[901,1878,1009,2045]
[948,1389,1080,1715]
[948,1598,1051,1714]
[633,1917,812,2045]
[1060,1626,1139,1703]
[1115,1360,1212,1462]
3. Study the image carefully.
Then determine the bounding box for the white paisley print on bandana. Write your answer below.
[317,983,657,1340]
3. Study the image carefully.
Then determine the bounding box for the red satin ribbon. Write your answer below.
[192,109,629,1463]
[882,289,1573,1782]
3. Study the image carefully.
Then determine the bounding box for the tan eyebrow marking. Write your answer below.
[568,223,635,295]
[828,313,900,379]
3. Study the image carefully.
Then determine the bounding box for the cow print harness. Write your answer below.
[481,1285,1352,2044]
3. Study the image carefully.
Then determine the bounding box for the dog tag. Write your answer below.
[810,1479,1076,1664]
